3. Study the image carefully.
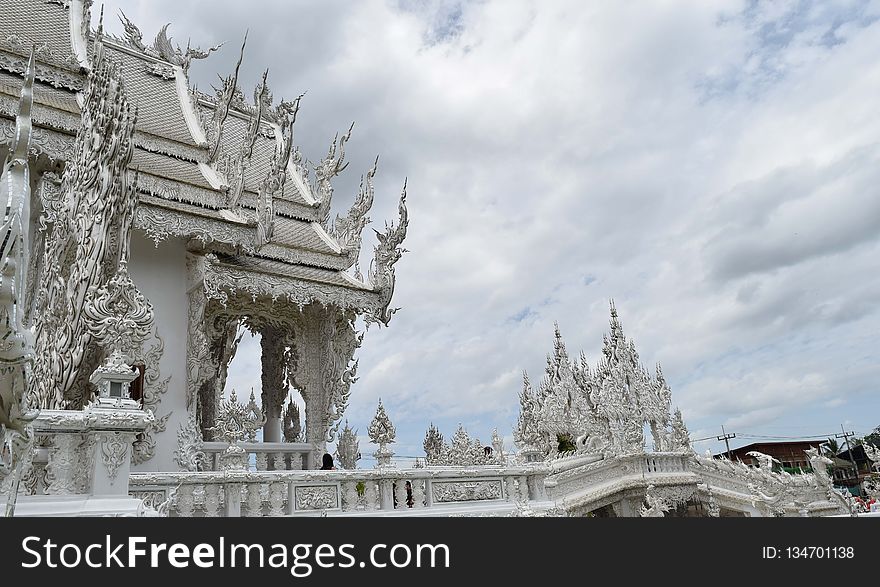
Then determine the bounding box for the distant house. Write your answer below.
[829,457,859,491]
[714,440,823,472]
[835,444,878,493]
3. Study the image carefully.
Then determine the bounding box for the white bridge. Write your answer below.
[1,410,854,518]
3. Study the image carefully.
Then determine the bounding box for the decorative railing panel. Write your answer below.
[129,464,551,517]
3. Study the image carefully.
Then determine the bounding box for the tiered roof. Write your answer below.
[0,0,405,322]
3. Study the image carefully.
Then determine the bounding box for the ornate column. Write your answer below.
[259,325,286,444]
[290,304,360,468]
[185,254,214,439]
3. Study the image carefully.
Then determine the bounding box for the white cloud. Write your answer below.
[100,0,880,457]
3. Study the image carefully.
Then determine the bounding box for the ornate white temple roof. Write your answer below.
[0,0,406,322]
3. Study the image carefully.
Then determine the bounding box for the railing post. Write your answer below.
[204,484,221,517]
[255,452,268,471]
[364,479,380,511]
[268,482,285,516]
[176,484,196,517]
[412,479,426,509]
[379,478,394,510]
[224,481,242,517]
[244,482,262,516]
[394,478,408,509]
[341,480,359,512]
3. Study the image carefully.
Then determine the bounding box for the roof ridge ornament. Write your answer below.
[110,14,221,70]
[255,92,302,247]
[333,155,378,271]
[224,69,270,218]
[118,10,147,52]
[207,32,247,164]
[314,123,355,229]
[154,23,222,72]
[366,180,409,327]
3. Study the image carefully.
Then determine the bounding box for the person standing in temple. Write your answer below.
[320,453,336,470]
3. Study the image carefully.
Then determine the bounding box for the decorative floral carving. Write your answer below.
[295,485,338,510]
[99,431,129,483]
[174,412,205,472]
[45,434,82,494]
[212,389,265,445]
[268,482,286,516]
[186,254,214,415]
[433,480,503,503]
[131,328,172,465]
[83,260,154,357]
[145,63,175,81]
[203,262,378,313]
[639,484,672,517]
[0,50,83,91]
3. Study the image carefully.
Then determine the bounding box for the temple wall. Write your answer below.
[128,231,189,472]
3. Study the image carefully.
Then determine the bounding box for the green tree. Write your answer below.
[822,438,840,457]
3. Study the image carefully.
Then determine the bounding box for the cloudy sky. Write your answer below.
[97,0,880,462]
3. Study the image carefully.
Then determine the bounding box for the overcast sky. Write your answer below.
[97,0,880,462]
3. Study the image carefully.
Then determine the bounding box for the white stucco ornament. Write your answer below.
[368,399,396,468]
[88,350,140,410]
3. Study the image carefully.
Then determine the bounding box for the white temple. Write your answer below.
[0,1,875,518]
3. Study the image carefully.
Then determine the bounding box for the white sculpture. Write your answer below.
[491,428,505,464]
[335,420,360,470]
[747,451,781,474]
[367,184,409,326]
[282,401,302,443]
[0,50,39,516]
[640,485,672,517]
[28,35,152,411]
[210,389,265,470]
[514,303,690,461]
[805,448,853,516]
[423,423,444,465]
[368,399,395,468]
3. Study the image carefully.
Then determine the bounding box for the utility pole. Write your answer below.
[836,425,863,498]
[717,425,736,459]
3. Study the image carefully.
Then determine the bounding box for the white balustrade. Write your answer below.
[128,463,553,517]
[201,442,312,471]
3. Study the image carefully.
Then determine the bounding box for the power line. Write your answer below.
[738,432,865,440]
[836,425,864,498]
[717,425,735,458]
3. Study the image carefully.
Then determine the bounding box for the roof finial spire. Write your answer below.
[96,3,105,40]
